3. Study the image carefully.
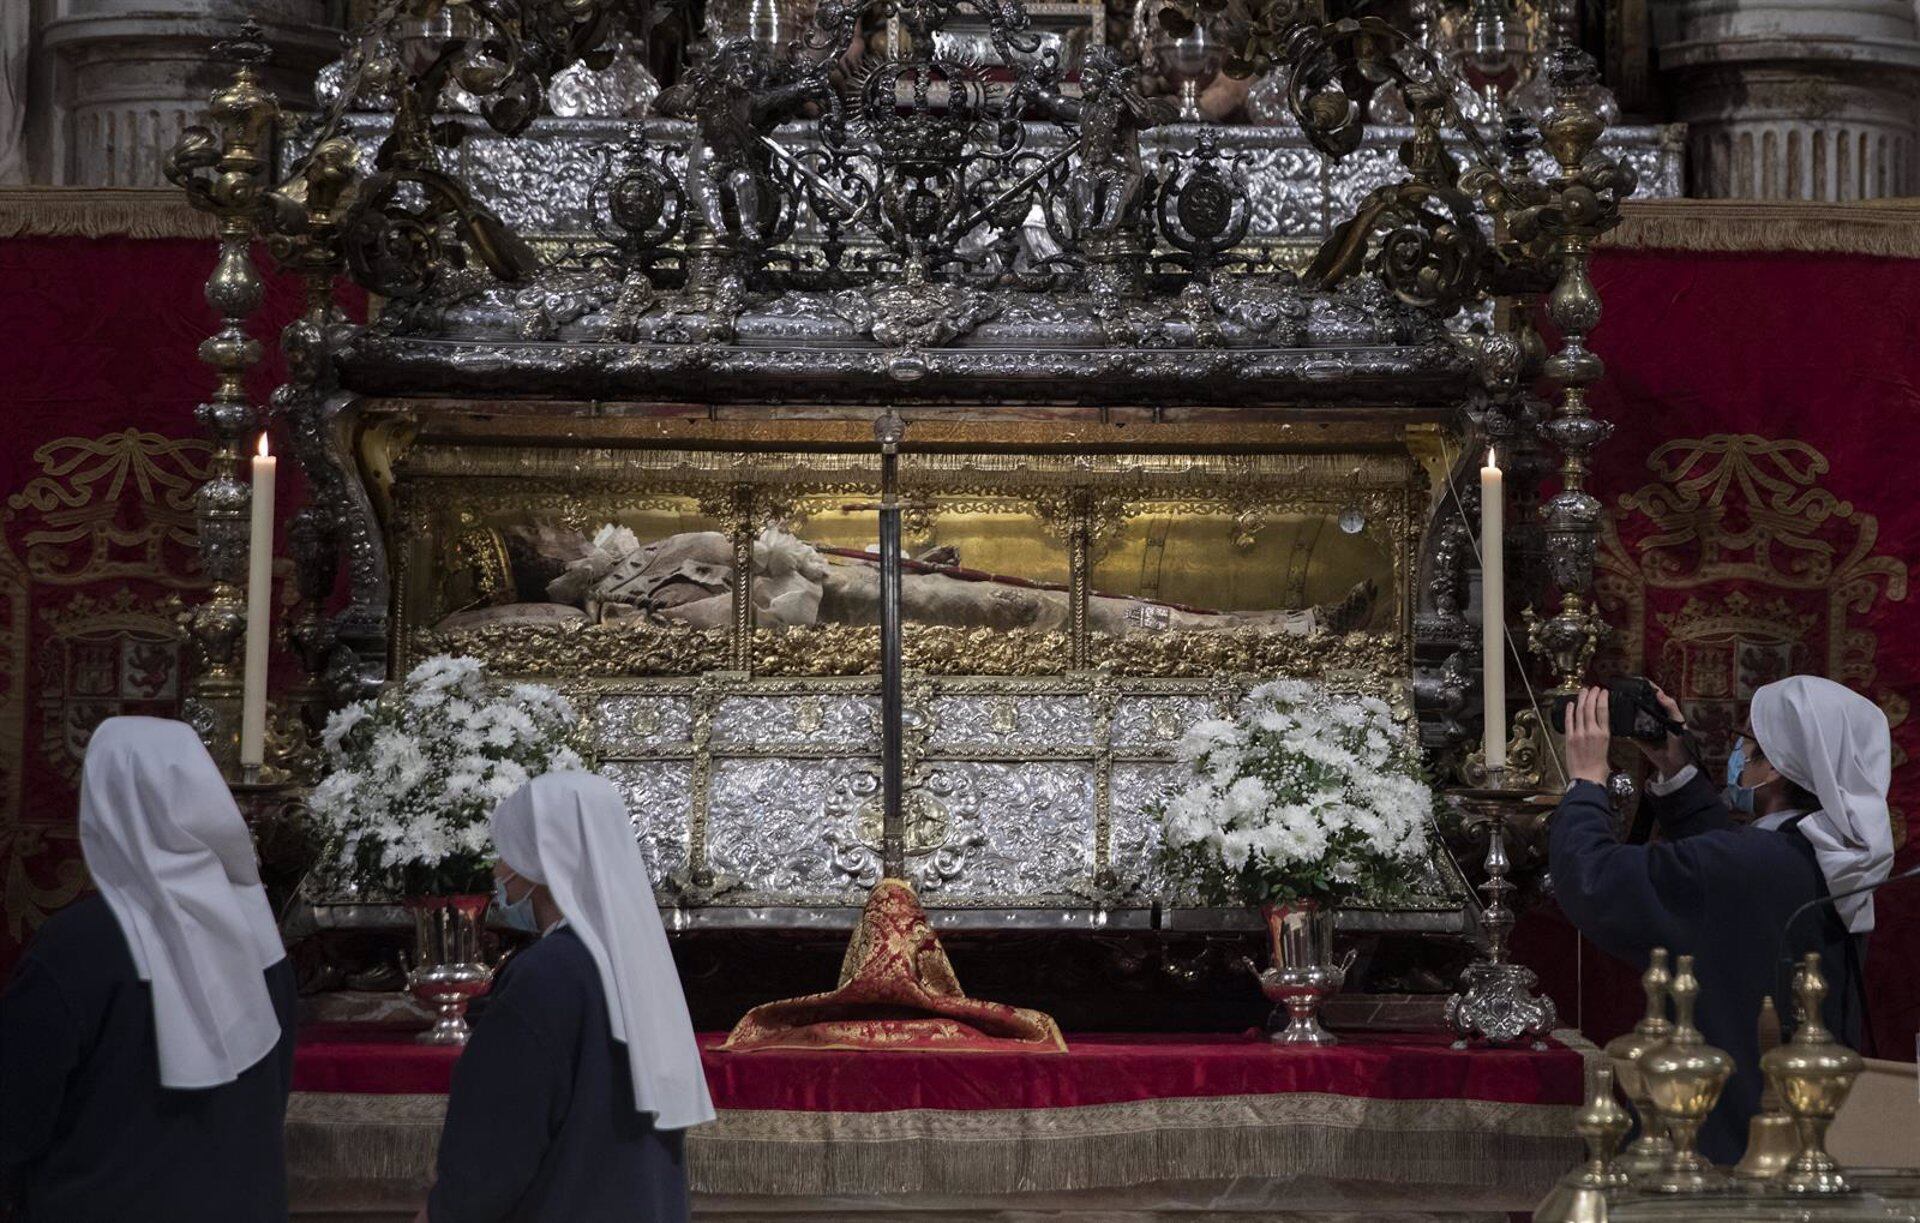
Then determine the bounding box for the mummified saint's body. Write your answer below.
[440,526,1378,638]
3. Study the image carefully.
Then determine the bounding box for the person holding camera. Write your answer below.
[1549,675,1891,1165]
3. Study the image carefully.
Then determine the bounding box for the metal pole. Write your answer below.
[876,412,907,877]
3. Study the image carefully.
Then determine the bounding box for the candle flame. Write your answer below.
[256,433,271,459]
[1486,446,1498,469]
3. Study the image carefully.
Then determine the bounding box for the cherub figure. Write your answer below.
[654,38,826,246]
[1025,47,1176,238]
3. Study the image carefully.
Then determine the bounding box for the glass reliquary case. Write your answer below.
[339,388,1477,931]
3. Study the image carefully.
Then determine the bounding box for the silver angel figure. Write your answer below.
[654,38,825,246]
[1027,47,1176,237]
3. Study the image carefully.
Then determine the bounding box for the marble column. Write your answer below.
[35,0,341,187]
[1661,0,1920,199]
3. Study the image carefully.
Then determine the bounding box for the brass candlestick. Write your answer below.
[1733,995,1798,1183]
[1605,947,1674,1178]
[1532,1063,1632,1223]
[1763,952,1864,1195]
[164,23,281,778]
[1639,954,1733,1194]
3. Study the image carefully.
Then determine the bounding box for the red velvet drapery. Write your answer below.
[1518,250,1920,1058]
[294,1026,1586,1106]
[0,236,1914,1061]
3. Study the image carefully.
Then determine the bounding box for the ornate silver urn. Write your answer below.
[403,895,495,1045]
[1250,901,1356,1046]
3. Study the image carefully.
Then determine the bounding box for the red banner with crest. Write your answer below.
[1522,249,1918,1058]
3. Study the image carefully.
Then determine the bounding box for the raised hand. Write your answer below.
[1565,686,1612,787]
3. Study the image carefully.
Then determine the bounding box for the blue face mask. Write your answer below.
[493,870,542,934]
[1723,737,1773,816]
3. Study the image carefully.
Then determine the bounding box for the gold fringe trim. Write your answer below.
[0,188,214,240]
[1556,1026,1605,1065]
[285,1092,445,1190]
[285,1087,1581,1201]
[1604,198,1920,257]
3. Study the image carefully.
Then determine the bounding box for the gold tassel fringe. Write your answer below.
[286,1088,1582,1201]
[685,1114,1576,1200]
[0,188,214,240]
[1604,198,1920,257]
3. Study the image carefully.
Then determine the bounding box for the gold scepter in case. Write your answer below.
[1604,947,1674,1179]
[1763,952,1865,1195]
[1637,954,1733,1194]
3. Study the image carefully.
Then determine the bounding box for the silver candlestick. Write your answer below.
[1446,779,1558,1048]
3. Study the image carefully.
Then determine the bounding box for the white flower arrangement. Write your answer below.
[1155,680,1435,908]
[309,655,591,895]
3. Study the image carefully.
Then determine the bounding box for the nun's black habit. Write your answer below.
[1550,769,1864,1164]
[0,718,293,1223]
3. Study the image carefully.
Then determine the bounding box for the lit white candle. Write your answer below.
[240,433,276,771]
[1481,447,1505,775]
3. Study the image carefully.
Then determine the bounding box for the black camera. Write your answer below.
[1549,677,1681,743]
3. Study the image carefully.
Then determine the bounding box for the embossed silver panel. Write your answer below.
[600,760,694,884]
[709,694,878,752]
[1109,761,1185,900]
[914,761,1096,900]
[1111,695,1224,752]
[588,693,694,752]
[705,757,873,902]
[572,674,1470,927]
[927,695,1095,752]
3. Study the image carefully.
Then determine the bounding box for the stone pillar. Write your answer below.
[36,0,341,187]
[1661,0,1920,199]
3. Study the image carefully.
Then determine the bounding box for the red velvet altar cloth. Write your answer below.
[293,1024,1585,1109]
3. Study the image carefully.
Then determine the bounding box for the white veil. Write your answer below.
[490,772,714,1130]
[1751,676,1894,933]
[77,717,286,1088]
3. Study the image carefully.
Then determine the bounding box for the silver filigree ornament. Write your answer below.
[1446,793,1557,1047]
[547,37,660,119]
[830,266,1004,350]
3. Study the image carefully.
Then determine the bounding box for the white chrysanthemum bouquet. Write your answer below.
[309,655,590,896]
[1156,680,1435,908]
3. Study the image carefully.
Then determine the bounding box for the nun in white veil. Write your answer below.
[425,772,711,1223]
[1552,674,1893,1165]
[0,717,295,1223]
[1747,675,1895,935]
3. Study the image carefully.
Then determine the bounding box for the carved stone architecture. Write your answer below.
[23,0,340,187]
[1660,0,1920,198]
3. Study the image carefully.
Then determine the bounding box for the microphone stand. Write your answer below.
[1772,861,1920,1045]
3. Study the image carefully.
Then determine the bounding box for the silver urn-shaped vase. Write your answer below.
[1250,901,1355,1046]
[404,895,494,1046]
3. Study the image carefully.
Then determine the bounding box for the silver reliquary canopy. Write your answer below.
[168,0,1647,935]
